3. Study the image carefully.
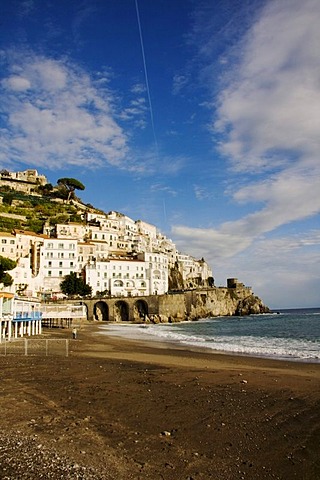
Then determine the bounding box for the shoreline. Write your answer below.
[95,320,320,365]
[76,324,320,378]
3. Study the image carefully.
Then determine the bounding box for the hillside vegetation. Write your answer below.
[0,187,97,234]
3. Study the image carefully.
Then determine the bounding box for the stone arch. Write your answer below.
[114,301,129,322]
[133,299,148,321]
[80,302,89,320]
[93,301,109,321]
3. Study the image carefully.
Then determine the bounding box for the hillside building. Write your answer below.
[0,194,212,299]
[0,169,47,194]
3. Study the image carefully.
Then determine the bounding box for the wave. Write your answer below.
[99,323,320,363]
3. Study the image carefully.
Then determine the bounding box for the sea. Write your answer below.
[99,308,320,363]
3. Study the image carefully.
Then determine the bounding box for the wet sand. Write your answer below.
[0,324,319,479]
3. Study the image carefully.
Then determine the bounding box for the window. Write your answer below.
[58,243,64,249]
[59,271,63,276]
[1,239,6,244]
[59,262,63,267]
[48,271,52,276]
[48,261,52,267]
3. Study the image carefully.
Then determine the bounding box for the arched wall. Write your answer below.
[82,294,160,322]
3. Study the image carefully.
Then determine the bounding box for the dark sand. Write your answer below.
[0,324,319,479]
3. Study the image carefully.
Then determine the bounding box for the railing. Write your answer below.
[13,312,42,320]
[41,304,86,319]
[0,338,69,357]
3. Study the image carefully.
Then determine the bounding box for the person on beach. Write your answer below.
[72,328,77,339]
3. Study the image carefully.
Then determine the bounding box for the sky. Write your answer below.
[0,0,320,309]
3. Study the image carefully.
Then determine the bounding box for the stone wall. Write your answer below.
[78,284,269,323]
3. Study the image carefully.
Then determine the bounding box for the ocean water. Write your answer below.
[100,308,320,363]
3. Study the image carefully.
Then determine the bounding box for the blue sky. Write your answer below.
[0,0,320,309]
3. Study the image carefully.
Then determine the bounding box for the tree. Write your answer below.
[57,178,85,202]
[60,272,92,298]
[2,193,14,205]
[37,183,53,196]
[0,256,16,287]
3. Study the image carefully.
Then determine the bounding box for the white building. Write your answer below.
[136,220,157,239]
[0,232,16,260]
[85,255,148,297]
[55,222,87,240]
[39,238,78,295]
[176,253,213,287]
[10,257,38,297]
[78,242,96,271]
[0,203,213,298]
[142,252,168,295]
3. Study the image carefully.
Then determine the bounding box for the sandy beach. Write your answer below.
[0,324,319,479]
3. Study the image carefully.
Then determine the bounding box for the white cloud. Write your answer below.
[0,50,129,170]
[172,74,189,95]
[2,75,31,91]
[124,148,186,176]
[215,0,320,172]
[119,92,147,128]
[172,226,320,307]
[174,0,320,248]
[150,184,177,197]
[193,184,212,200]
[171,0,320,307]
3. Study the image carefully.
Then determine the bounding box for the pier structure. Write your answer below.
[0,293,42,342]
[41,304,87,328]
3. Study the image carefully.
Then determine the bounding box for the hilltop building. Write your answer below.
[0,169,47,194]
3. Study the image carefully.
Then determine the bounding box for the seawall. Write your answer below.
[79,284,269,323]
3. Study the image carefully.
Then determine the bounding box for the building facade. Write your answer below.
[0,209,213,299]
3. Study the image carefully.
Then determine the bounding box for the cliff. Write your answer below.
[149,284,270,324]
[188,289,270,320]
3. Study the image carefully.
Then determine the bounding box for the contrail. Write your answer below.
[135,0,158,152]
